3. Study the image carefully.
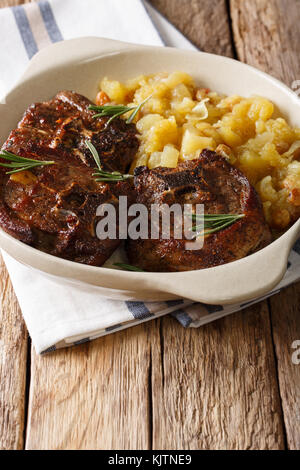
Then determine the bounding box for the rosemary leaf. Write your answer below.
[89,104,135,124]
[89,94,152,125]
[85,140,133,183]
[113,263,144,272]
[191,213,244,236]
[85,140,102,171]
[126,95,152,123]
[0,150,55,174]
[107,108,135,125]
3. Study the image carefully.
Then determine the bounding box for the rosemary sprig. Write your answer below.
[89,95,152,125]
[85,140,133,183]
[125,95,152,124]
[190,213,245,236]
[0,150,55,174]
[113,263,145,272]
[89,104,135,124]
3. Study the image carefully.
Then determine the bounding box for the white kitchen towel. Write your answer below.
[0,0,299,354]
[0,0,195,98]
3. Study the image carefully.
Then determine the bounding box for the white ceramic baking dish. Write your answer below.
[0,37,299,304]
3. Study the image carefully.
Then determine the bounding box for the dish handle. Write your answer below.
[154,219,300,304]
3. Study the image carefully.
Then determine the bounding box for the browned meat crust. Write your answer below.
[0,91,138,266]
[4,90,138,173]
[126,150,272,272]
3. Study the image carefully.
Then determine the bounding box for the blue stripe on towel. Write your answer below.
[166,300,184,307]
[172,309,192,327]
[12,6,38,59]
[204,304,224,314]
[240,289,281,308]
[73,337,90,346]
[126,301,153,319]
[39,0,63,43]
[293,238,300,255]
[106,324,123,332]
[41,345,57,354]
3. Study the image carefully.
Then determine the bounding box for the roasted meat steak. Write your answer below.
[0,91,138,265]
[126,149,272,272]
[5,90,138,173]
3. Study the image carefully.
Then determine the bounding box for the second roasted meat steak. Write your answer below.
[126,150,272,271]
[0,91,138,265]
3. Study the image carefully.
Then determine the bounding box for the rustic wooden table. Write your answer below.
[0,0,299,451]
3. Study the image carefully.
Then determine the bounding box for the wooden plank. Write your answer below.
[230,0,300,83]
[152,306,285,450]
[26,324,152,450]
[0,254,28,450]
[150,0,286,450]
[270,285,300,450]
[230,0,300,450]
[149,0,233,56]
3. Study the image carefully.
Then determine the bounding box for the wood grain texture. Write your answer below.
[230,0,300,449]
[0,254,28,450]
[26,324,152,450]
[152,306,285,450]
[270,285,300,450]
[149,0,233,57]
[230,0,300,84]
